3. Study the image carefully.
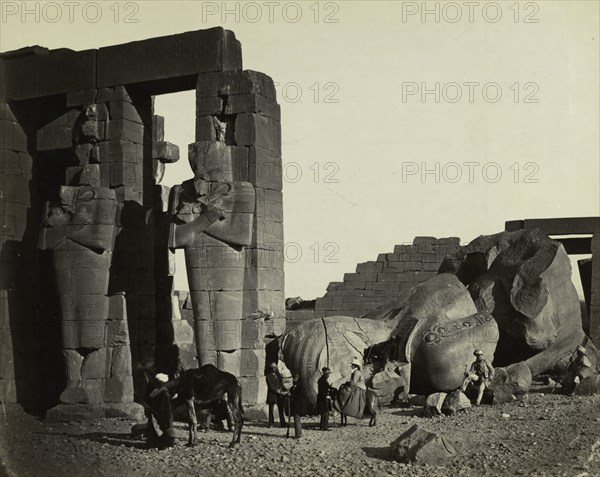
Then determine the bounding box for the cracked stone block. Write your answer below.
[110,346,132,377]
[103,376,134,403]
[81,348,109,379]
[153,141,180,163]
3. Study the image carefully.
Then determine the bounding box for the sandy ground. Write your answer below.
[1,385,599,477]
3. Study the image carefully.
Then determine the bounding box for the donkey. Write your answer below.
[178,364,244,448]
[335,384,379,427]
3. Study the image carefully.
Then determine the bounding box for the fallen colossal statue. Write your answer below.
[279,229,599,404]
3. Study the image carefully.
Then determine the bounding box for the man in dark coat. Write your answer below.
[143,372,177,449]
[316,367,334,431]
[266,362,287,427]
[288,374,306,438]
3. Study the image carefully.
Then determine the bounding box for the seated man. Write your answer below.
[144,373,178,449]
[462,349,494,405]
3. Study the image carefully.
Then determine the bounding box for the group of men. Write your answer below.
[140,343,595,448]
[265,357,366,436]
[460,344,594,404]
[265,363,306,438]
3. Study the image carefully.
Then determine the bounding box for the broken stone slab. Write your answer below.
[81,348,109,379]
[46,403,144,421]
[441,389,471,415]
[574,375,600,395]
[390,424,457,464]
[490,362,532,404]
[423,392,446,417]
[153,141,180,163]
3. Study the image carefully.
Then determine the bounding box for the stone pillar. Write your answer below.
[0,101,35,407]
[169,70,284,411]
[36,87,144,419]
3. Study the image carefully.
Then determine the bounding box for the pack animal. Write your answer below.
[178,364,244,448]
[335,384,379,427]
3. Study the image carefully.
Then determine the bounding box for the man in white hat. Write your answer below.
[462,349,494,405]
[350,357,363,384]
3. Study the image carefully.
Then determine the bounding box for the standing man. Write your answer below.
[462,349,494,405]
[317,367,334,431]
[266,362,287,428]
[288,374,306,439]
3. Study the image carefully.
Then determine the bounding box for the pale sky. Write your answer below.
[1,0,598,299]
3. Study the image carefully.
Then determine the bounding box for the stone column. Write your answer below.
[36,87,144,419]
[169,70,284,411]
[0,101,35,408]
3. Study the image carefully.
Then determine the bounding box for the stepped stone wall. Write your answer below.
[313,237,461,318]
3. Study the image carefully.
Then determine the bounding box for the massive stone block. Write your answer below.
[97,28,241,90]
[1,48,96,101]
[280,316,392,406]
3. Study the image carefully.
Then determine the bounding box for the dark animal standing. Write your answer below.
[335,384,379,427]
[178,364,244,448]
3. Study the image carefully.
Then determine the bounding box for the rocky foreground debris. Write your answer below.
[1,386,599,477]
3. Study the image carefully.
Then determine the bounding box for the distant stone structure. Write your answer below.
[313,237,461,318]
[0,28,284,418]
